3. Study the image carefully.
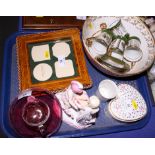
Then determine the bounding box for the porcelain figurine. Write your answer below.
[56,81,100,129]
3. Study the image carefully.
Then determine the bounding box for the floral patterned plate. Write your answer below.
[108,84,147,122]
[82,16,155,77]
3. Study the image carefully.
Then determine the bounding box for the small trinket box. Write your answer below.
[108,84,147,122]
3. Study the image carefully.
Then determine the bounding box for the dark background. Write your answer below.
[0,16,18,137]
[0,16,18,87]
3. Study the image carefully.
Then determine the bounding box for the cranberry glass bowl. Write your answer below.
[9,88,62,138]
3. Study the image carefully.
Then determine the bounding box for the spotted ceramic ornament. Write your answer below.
[108,84,147,122]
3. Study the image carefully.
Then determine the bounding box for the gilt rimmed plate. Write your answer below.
[108,84,147,122]
[82,16,155,77]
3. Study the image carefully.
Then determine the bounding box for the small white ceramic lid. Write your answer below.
[108,84,147,122]
[98,80,118,99]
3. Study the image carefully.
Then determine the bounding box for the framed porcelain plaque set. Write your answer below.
[16,29,92,92]
[2,16,155,137]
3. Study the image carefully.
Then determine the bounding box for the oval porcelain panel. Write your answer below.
[82,16,155,77]
[108,84,147,122]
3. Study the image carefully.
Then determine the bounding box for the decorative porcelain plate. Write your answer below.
[108,84,147,122]
[82,16,155,77]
